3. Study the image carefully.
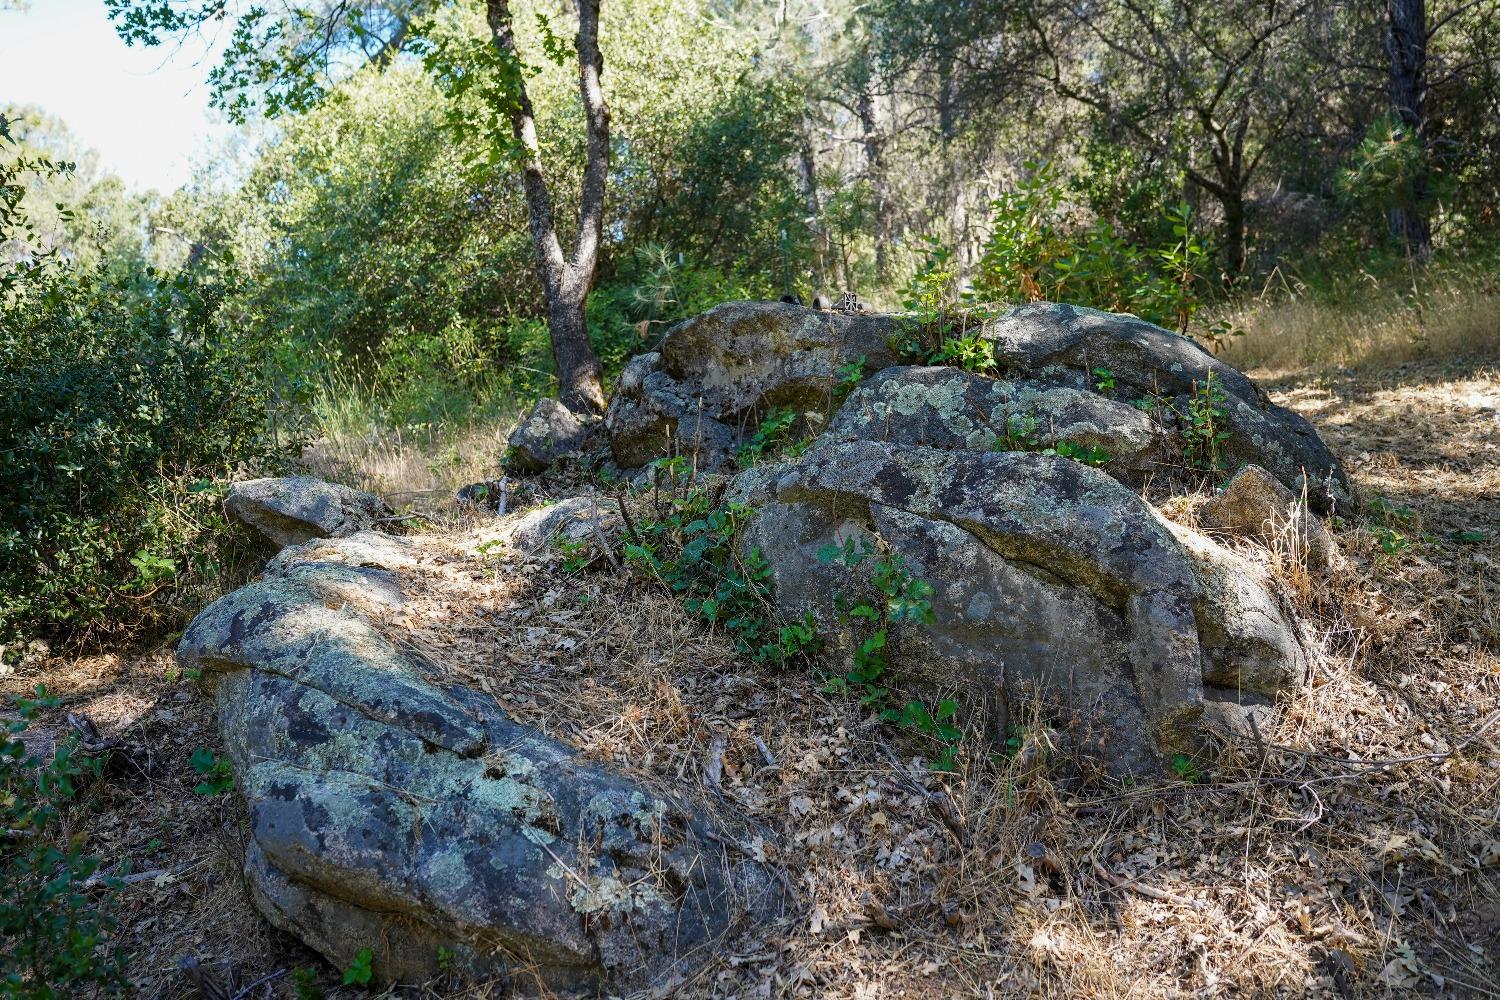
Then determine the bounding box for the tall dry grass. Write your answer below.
[1215,264,1500,373]
[298,367,527,504]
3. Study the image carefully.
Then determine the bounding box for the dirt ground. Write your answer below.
[8,355,1500,999]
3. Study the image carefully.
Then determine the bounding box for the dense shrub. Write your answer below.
[0,124,283,647]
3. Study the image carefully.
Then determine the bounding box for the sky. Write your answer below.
[0,0,232,192]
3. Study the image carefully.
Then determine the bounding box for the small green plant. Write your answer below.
[737,406,799,466]
[189,748,234,796]
[0,686,130,997]
[818,538,961,770]
[1092,366,1116,393]
[555,536,592,573]
[928,331,997,374]
[343,947,374,986]
[1183,372,1231,474]
[833,356,866,409]
[1449,529,1486,544]
[1373,525,1413,559]
[1169,753,1200,782]
[884,698,963,772]
[437,945,453,975]
[291,968,325,1000]
[1050,440,1113,467]
[623,488,820,666]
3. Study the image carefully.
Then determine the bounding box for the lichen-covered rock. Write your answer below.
[1198,464,1345,571]
[732,439,1206,773]
[732,440,1310,774]
[604,302,900,470]
[507,397,599,474]
[178,539,779,992]
[225,476,392,550]
[982,303,1353,512]
[826,365,1168,477]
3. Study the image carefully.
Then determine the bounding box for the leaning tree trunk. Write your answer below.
[1386,0,1433,260]
[487,0,608,414]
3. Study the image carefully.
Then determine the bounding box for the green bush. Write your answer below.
[0,687,129,996]
[0,123,283,647]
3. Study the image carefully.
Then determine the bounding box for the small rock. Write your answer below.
[506,398,599,474]
[225,476,392,550]
[1199,464,1345,571]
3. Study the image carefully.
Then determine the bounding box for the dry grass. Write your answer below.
[1216,270,1500,373]
[8,356,1500,998]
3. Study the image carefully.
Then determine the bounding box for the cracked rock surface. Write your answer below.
[178,533,780,992]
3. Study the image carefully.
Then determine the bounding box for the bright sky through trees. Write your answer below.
[0,0,227,191]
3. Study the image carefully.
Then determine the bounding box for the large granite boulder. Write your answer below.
[224,476,391,550]
[731,440,1308,774]
[178,534,779,992]
[605,301,900,471]
[982,303,1353,512]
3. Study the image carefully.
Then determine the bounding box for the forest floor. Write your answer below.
[7,352,1500,999]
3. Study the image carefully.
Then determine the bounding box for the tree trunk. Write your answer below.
[856,83,891,284]
[1386,0,1432,259]
[1221,191,1248,289]
[487,0,607,414]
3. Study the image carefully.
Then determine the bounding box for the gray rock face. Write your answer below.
[732,440,1308,774]
[982,303,1353,512]
[605,302,900,470]
[179,535,779,992]
[507,398,599,474]
[225,476,391,550]
[1198,464,1345,572]
[826,365,1168,477]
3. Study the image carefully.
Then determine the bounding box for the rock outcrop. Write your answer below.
[732,439,1309,774]
[982,303,1353,512]
[225,476,391,550]
[602,300,1351,516]
[605,301,900,470]
[179,532,779,992]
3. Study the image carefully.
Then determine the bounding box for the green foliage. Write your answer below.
[342,947,374,987]
[0,119,283,646]
[623,485,820,666]
[1169,753,1201,783]
[0,687,130,997]
[817,537,959,771]
[1182,373,1232,474]
[989,415,1112,468]
[188,749,234,796]
[736,407,800,466]
[970,162,1214,334]
[928,331,997,374]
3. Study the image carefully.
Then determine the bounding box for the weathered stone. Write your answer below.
[657,300,901,417]
[1167,522,1309,696]
[507,398,598,474]
[604,302,901,470]
[178,540,779,992]
[982,303,1353,512]
[472,495,623,558]
[1199,464,1346,571]
[826,365,1168,476]
[225,476,391,550]
[733,439,1206,773]
[604,353,741,471]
